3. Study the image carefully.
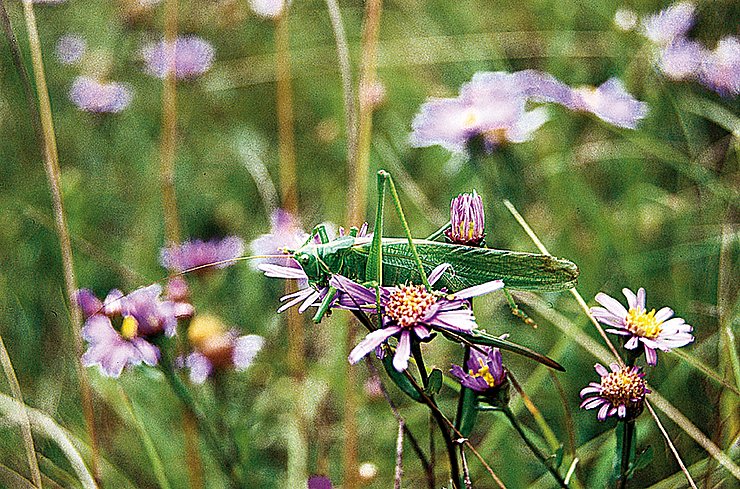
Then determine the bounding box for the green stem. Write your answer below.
[158,348,243,488]
[425,221,451,241]
[411,342,429,388]
[617,420,635,489]
[454,346,471,430]
[502,406,567,488]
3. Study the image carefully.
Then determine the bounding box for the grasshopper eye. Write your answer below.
[298,254,311,265]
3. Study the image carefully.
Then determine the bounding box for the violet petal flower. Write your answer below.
[590,287,694,365]
[657,39,706,81]
[250,208,310,269]
[580,363,649,421]
[332,264,504,371]
[81,315,160,377]
[69,76,132,114]
[142,35,214,80]
[450,344,507,392]
[55,34,86,65]
[446,191,485,246]
[641,2,695,46]
[573,78,648,129]
[700,36,740,97]
[160,236,245,273]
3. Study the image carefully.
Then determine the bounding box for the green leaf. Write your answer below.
[426,368,443,396]
[627,446,654,478]
[438,328,566,372]
[457,387,479,438]
[382,356,423,403]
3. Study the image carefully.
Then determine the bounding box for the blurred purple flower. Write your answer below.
[614,9,638,31]
[76,285,192,377]
[250,208,309,269]
[591,287,694,365]
[184,314,264,383]
[55,34,86,65]
[700,36,740,97]
[410,71,549,153]
[641,2,695,46]
[446,191,485,246]
[450,343,507,392]
[69,76,132,114]
[142,35,214,80]
[573,78,648,129]
[160,236,245,273]
[331,264,504,371]
[307,476,332,489]
[657,39,706,80]
[580,363,649,421]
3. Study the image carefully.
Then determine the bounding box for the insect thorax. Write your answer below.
[294,236,355,286]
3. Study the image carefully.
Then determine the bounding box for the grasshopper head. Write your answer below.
[293,244,325,284]
[293,236,355,286]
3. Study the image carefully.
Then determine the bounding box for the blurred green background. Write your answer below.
[0,0,738,487]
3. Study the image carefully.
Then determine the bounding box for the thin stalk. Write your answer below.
[18,0,99,480]
[394,421,404,489]
[159,348,243,488]
[454,346,471,431]
[0,336,42,488]
[508,372,560,452]
[460,446,472,489]
[501,407,567,488]
[616,420,635,489]
[160,0,180,244]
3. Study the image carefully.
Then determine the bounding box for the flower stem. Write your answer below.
[158,348,244,488]
[616,420,635,489]
[502,406,567,488]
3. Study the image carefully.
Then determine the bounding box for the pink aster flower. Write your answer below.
[573,78,648,129]
[331,264,505,371]
[446,191,485,246]
[641,2,695,46]
[590,287,694,365]
[184,314,264,384]
[250,208,310,269]
[657,39,706,80]
[142,35,214,80]
[160,236,245,273]
[76,285,192,377]
[700,36,740,97]
[450,344,507,393]
[69,76,132,114]
[580,363,650,421]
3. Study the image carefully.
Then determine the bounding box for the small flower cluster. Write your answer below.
[619,2,738,97]
[580,287,694,421]
[410,69,647,154]
[141,36,215,80]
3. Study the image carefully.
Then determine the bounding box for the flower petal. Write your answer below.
[428,263,452,286]
[348,326,401,365]
[455,280,505,299]
[595,293,628,318]
[393,331,412,371]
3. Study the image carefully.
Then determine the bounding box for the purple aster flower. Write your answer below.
[142,35,214,80]
[573,78,648,129]
[700,36,740,97]
[184,314,264,383]
[81,314,161,377]
[641,2,695,46]
[55,34,86,65]
[69,76,132,114]
[580,363,650,421]
[450,344,507,392]
[331,263,505,371]
[590,287,694,365]
[513,69,579,109]
[121,284,192,337]
[160,236,245,273]
[657,39,706,80]
[446,191,485,246]
[410,71,547,153]
[307,476,332,489]
[250,208,310,268]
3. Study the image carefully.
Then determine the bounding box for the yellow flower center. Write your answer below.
[484,128,508,145]
[457,221,478,241]
[386,285,437,328]
[464,112,478,128]
[188,314,228,348]
[625,307,662,339]
[120,315,139,340]
[470,358,498,387]
[600,368,646,407]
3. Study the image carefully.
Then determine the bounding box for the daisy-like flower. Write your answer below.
[160,236,245,273]
[700,36,740,97]
[573,79,648,129]
[641,2,695,46]
[450,344,507,393]
[446,191,485,246]
[142,35,214,80]
[331,264,505,371]
[580,363,650,421]
[250,208,310,268]
[184,314,264,384]
[657,39,706,81]
[410,72,549,153]
[55,34,86,65]
[76,285,192,377]
[69,76,132,114]
[591,287,694,365]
